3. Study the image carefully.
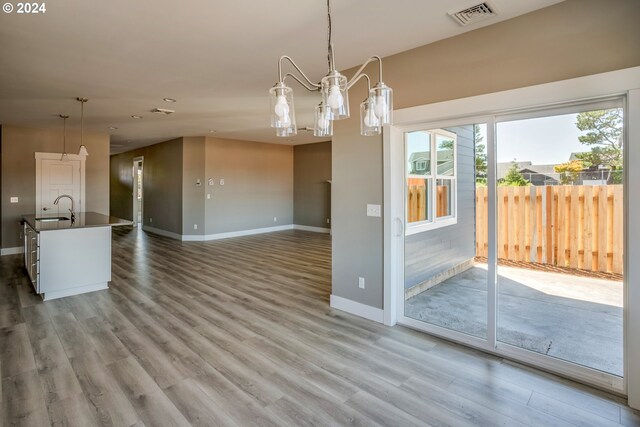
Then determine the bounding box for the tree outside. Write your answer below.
[500,162,529,187]
[554,160,584,185]
[574,108,623,184]
[474,124,487,185]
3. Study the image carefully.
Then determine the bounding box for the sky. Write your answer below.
[406,113,589,167]
[496,113,586,165]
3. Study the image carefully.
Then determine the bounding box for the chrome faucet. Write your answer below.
[54,194,76,222]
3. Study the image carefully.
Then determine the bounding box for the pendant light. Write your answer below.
[268,0,393,138]
[60,115,70,161]
[77,97,89,156]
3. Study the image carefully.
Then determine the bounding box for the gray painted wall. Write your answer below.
[110,138,183,235]
[294,141,332,229]
[1,125,109,249]
[182,137,206,236]
[404,125,476,289]
[333,115,384,308]
[332,0,640,310]
[204,137,293,235]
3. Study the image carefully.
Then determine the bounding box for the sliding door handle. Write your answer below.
[393,217,404,237]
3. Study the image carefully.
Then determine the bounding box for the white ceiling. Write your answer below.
[0,0,563,153]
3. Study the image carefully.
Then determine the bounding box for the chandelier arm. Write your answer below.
[347,72,371,94]
[347,55,383,90]
[284,73,320,92]
[278,55,321,89]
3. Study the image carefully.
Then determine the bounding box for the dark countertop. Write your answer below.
[22,212,133,232]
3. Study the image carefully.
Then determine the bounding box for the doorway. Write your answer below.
[132,157,143,226]
[35,152,86,215]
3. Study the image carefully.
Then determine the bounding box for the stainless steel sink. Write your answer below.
[35,216,70,222]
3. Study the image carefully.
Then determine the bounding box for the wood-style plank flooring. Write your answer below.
[1,227,639,426]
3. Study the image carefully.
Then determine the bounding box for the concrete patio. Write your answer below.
[405,263,623,376]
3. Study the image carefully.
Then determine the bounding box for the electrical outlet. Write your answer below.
[194,224,198,230]
[273,217,277,222]
[149,218,153,223]
[326,218,330,224]
[366,204,381,217]
[207,193,211,199]
[10,197,19,203]
[358,277,365,289]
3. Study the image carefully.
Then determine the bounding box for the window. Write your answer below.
[406,128,457,232]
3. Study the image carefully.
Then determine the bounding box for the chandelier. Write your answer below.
[269,0,393,138]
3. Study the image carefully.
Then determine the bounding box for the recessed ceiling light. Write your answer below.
[151,108,175,115]
[109,126,118,130]
[131,115,143,119]
[209,130,217,133]
[163,98,177,103]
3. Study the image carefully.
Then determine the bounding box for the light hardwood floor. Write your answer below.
[1,227,639,426]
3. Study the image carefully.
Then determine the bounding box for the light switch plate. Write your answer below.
[10,197,19,203]
[366,204,381,217]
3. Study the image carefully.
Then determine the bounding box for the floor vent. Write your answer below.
[449,2,496,26]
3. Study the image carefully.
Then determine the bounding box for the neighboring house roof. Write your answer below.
[496,162,557,181]
[408,152,429,163]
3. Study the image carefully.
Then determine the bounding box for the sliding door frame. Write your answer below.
[383,67,640,401]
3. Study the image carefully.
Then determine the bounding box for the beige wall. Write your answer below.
[110,136,294,238]
[204,137,293,235]
[293,142,332,229]
[110,138,183,235]
[332,0,640,308]
[182,136,206,236]
[1,125,109,249]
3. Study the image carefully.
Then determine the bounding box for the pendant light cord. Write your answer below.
[327,0,332,71]
[80,100,84,147]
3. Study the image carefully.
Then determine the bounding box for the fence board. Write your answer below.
[597,186,608,272]
[407,183,623,274]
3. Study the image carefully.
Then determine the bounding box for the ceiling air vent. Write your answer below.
[449,2,496,26]
[150,108,175,115]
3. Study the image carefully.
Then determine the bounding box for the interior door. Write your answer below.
[39,158,81,215]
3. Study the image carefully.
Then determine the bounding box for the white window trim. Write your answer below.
[405,128,458,235]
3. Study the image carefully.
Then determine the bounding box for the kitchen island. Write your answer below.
[22,212,131,301]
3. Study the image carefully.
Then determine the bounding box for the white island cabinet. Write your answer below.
[22,212,131,301]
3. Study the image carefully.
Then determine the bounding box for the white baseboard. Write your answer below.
[142,226,183,241]
[144,224,299,242]
[1,247,24,256]
[330,294,384,323]
[195,224,294,241]
[293,224,331,233]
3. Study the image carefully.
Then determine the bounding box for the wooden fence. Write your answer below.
[407,182,449,222]
[476,185,623,274]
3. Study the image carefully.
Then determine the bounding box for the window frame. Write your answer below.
[405,128,458,235]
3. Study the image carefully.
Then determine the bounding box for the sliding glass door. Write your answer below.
[403,123,488,339]
[398,98,626,390]
[495,103,624,377]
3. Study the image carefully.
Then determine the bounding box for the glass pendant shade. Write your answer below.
[360,98,381,136]
[371,82,393,125]
[321,72,349,120]
[269,83,296,131]
[78,145,89,156]
[276,126,297,137]
[313,104,333,137]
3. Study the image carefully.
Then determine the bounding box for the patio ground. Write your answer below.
[405,263,623,376]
